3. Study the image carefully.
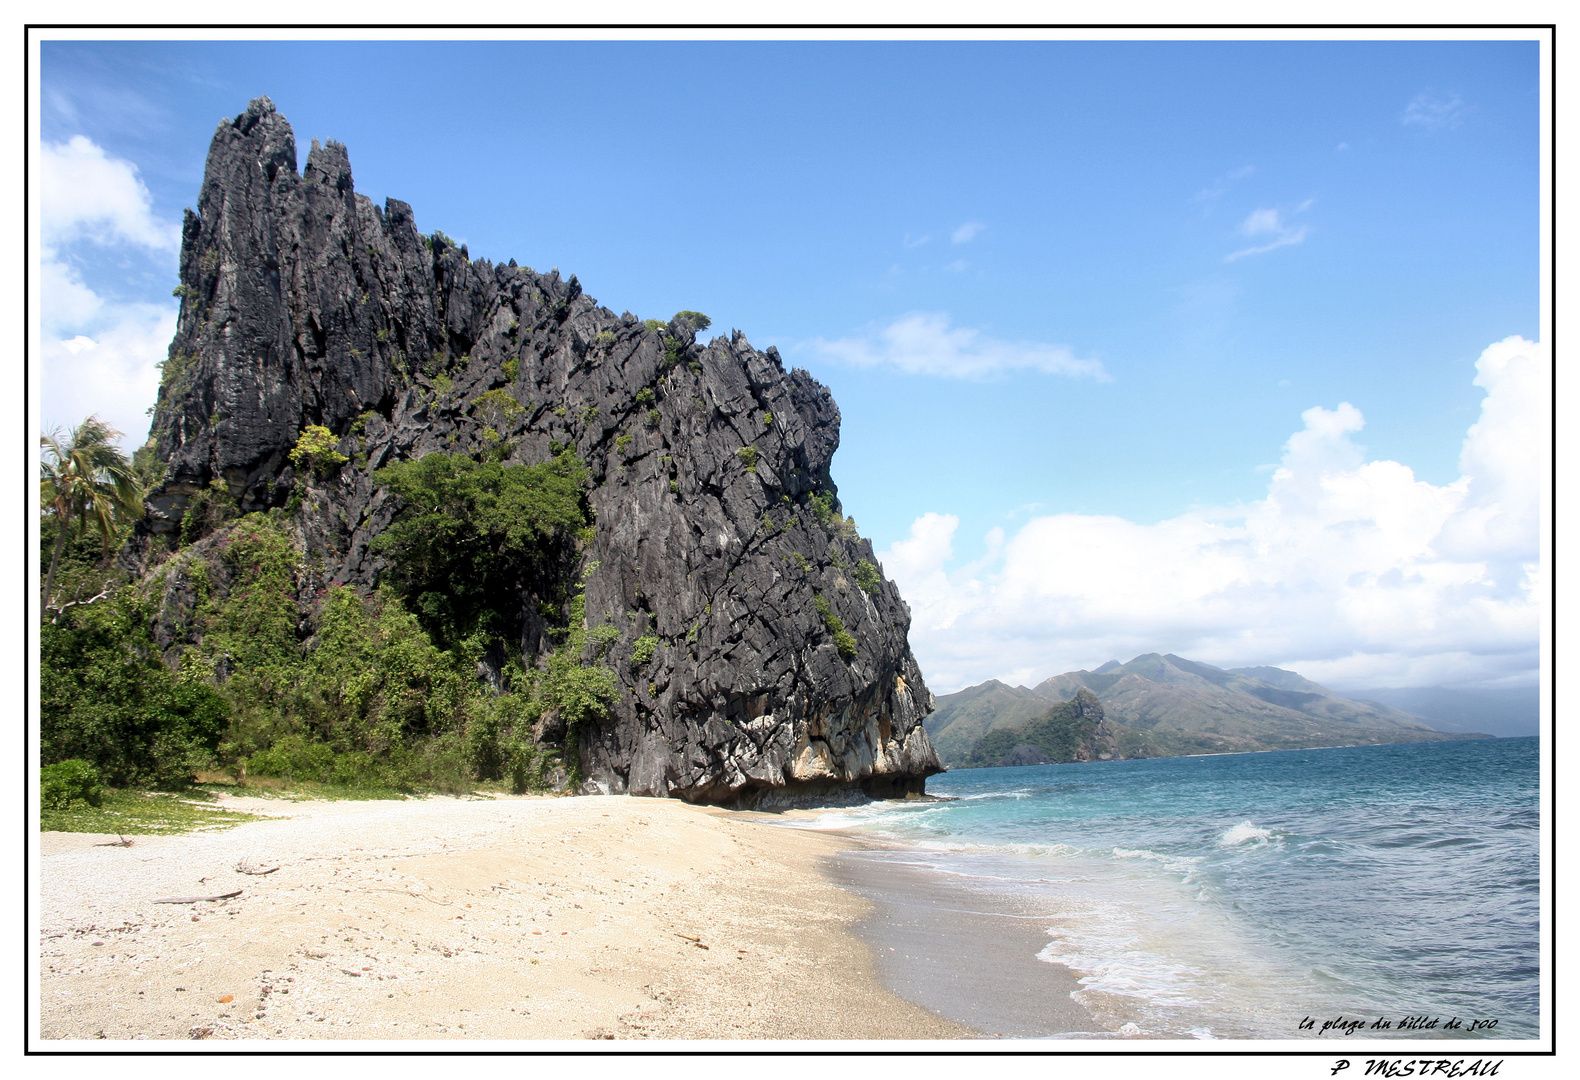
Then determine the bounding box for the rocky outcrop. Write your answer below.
[130,97,943,805]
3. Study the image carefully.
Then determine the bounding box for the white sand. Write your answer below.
[35,792,972,1043]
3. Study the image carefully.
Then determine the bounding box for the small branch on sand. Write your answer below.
[152,890,243,904]
[235,861,280,875]
[93,835,133,848]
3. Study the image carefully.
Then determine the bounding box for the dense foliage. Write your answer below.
[371,449,588,650]
[41,588,229,786]
[40,447,620,797]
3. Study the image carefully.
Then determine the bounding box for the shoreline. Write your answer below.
[35,792,974,1042]
[819,842,1101,1038]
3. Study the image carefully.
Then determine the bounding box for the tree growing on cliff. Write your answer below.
[40,416,142,611]
[370,450,589,649]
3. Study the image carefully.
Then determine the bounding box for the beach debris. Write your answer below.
[153,890,242,904]
[217,995,233,1004]
[674,934,708,950]
[188,1025,213,1040]
[94,835,133,848]
[235,858,279,875]
[340,969,362,977]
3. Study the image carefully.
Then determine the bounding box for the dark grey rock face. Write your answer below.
[133,96,943,804]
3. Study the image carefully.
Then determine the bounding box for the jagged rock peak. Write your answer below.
[133,98,944,806]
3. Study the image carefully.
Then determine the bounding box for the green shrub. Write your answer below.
[593,330,616,346]
[288,426,348,480]
[643,318,665,333]
[630,634,660,669]
[673,311,711,332]
[41,760,103,809]
[635,388,655,406]
[813,595,857,661]
[502,357,520,382]
[646,408,661,428]
[809,491,838,528]
[737,446,759,471]
[541,587,621,782]
[854,559,882,596]
[180,478,237,546]
[616,433,633,455]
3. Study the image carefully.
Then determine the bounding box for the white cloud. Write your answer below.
[1226,206,1310,262]
[951,221,985,244]
[38,303,175,452]
[36,136,181,451]
[807,312,1109,381]
[902,232,931,249]
[882,337,1545,694]
[38,135,180,251]
[1401,91,1466,130]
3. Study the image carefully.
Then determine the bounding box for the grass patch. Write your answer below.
[198,776,414,802]
[40,788,260,835]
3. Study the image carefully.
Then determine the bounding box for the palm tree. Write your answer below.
[41,416,143,610]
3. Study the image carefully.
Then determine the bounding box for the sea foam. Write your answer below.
[1218,821,1275,846]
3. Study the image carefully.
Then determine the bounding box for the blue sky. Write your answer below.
[36,36,1545,692]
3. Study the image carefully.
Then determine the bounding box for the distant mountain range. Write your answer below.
[925,653,1492,767]
[1334,685,1539,739]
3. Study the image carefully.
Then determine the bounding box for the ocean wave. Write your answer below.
[1218,821,1277,847]
[1111,846,1205,877]
[1039,936,1207,1007]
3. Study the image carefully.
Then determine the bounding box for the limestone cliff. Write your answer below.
[129,97,943,804]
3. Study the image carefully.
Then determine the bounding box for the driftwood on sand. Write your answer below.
[151,890,243,904]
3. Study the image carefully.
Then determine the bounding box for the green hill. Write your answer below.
[929,653,1486,768]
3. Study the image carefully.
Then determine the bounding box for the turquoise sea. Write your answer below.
[796,737,1540,1040]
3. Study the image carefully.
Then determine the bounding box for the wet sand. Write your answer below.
[824,847,1103,1038]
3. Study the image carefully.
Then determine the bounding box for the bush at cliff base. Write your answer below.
[41,589,230,787]
[40,760,104,809]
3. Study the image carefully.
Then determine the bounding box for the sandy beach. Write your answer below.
[35,791,979,1043]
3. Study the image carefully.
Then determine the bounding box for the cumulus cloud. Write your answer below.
[38,306,176,449]
[37,136,180,450]
[1401,91,1466,130]
[807,313,1109,381]
[880,337,1545,693]
[1225,206,1309,261]
[38,135,180,251]
[951,221,985,244]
